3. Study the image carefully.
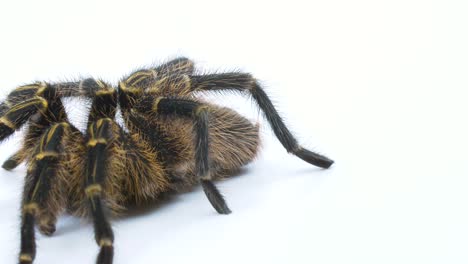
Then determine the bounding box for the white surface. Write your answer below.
[0,0,467,263]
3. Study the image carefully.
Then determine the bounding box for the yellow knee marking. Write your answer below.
[0,117,16,129]
[99,238,113,247]
[87,138,107,147]
[19,253,33,262]
[152,97,163,112]
[35,151,59,160]
[37,97,48,110]
[96,118,112,128]
[59,122,70,128]
[95,88,115,96]
[119,81,141,94]
[35,82,48,96]
[119,81,128,90]
[200,172,212,181]
[126,70,156,85]
[23,203,39,215]
[85,184,102,197]
[195,105,209,115]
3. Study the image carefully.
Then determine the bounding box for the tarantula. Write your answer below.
[0,58,334,264]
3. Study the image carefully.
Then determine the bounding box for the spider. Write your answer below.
[0,57,334,264]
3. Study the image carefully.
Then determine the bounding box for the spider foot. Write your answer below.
[39,222,56,236]
[201,180,232,214]
[2,159,18,171]
[294,147,334,169]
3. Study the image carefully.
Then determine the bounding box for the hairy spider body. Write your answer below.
[0,58,333,264]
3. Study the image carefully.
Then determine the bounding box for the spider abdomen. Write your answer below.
[123,102,260,195]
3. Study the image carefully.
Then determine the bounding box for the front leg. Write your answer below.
[84,83,118,264]
[137,97,231,214]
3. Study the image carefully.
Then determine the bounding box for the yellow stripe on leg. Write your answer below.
[34,151,59,160]
[19,253,33,262]
[23,202,39,215]
[0,116,16,129]
[87,138,108,147]
[85,184,102,197]
[99,238,113,247]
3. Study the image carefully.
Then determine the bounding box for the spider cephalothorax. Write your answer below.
[0,58,334,264]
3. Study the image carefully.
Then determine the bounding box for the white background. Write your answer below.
[0,0,467,263]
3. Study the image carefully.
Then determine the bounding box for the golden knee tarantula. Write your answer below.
[0,58,334,264]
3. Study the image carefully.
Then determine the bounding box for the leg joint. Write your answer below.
[99,238,114,247]
[34,151,59,160]
[85,184,103,197]
[195,105,210,116]
[87,138,108,147]
[0,116,16,129]
[19,253,33,262]
[23,202,39,215]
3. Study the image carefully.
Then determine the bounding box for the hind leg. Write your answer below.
[189,73,334,168]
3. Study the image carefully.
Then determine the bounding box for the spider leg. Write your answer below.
[3,87,70,171]
[118,58,196,110]
[123,57,195,88]
[2,150,25,170]
[0,78,102,142]
[18,122,70,264]
[154,57,195,76]
[189,73,334,169]
[84,84,117,264]
[136,97,231,214]
[0,96,48,141]
[85,118,115,264]
[49,78,108,98]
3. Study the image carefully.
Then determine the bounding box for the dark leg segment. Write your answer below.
[123,57,195,88]
[19,122,68,264]
[155,57,195,77]
[0,78,108,144]
[190,73,334,168]
[0,97,48,141]
[4,86,70,171]
[85,118,115,264]
[2,151,25,170]
[85,85,117,264]
[138,97,231,214]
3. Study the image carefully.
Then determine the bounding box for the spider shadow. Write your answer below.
[116,167,251,220]
[53,167,251,236]
[292,166,333,175]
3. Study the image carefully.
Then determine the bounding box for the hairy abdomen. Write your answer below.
[153,103,260,191]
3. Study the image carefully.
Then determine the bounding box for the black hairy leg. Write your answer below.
[0,96,48,141]
[19,122,70,264]
[2,151,24,171]
[118,57,196,109]
[123,57,195,88]
[136,96,231,214]
[85,118,115,264]
[0,82,51,171]
[3,86,70,171]
[189,73,334,169]
[84,83,118,264]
